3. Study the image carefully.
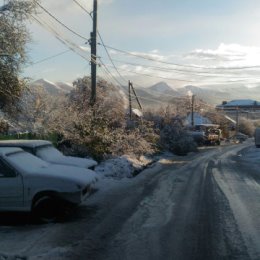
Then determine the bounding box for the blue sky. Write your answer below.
[12,0,260,88]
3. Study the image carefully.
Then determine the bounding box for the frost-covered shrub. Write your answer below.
[239,118,255,137]
[160,118,197,155]
[109,127,158,158]
[48,77,159,160]
[171,135,197,156]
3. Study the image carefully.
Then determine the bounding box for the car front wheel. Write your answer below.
[32,195,60,223]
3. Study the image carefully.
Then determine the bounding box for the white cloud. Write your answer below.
[186,43,260,66]
[129,51,167,62]
[112,44,260,87]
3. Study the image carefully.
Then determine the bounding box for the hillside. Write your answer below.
[29,79,260,109]
[30,79,73,94]
[135,82,260,108]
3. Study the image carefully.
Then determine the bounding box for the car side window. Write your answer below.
[0,160,16,178]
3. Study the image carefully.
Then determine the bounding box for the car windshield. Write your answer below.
[35,145,63,160]
[6,151,49,173]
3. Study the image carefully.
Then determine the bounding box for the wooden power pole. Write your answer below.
[128,81,142,120]
[128,81,132,120]
[191,95,195,127]
[90,0,97,105]
[236,106,239,134]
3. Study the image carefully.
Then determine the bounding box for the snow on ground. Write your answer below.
[0,152,178,260]
[95,155,154,179]
[2,144,259,260]
[239,144,260,163]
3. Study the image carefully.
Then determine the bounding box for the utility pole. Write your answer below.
[128,81,132,120]
[236,106,239,134]
[90,0,97,105]
[128,81,143,120]
[191,95,195,127]
[130,81,142,110]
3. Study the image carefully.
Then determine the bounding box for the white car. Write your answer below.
[0,147,98,222]
[0,140,97,169]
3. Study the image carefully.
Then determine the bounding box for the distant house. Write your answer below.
[185,112,212,126]
[216,99,260,111]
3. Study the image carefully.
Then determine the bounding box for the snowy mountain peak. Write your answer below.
[31,79,74,94]
[148,81,181,97]
[149,82,174,93]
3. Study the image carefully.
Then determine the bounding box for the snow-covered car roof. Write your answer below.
[0,139,51,148]
[0,139,98,169]
[4,150,98,184]
[0,149,98,194]
[0,147,24,156]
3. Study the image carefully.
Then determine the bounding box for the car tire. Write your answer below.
[32,195,60,223]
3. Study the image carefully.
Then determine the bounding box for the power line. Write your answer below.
[31,14,258,87]
[31,16,199,107]
[99,58,126,86]
[104,62,257,84]
[31,15,92,64]
[72,0,92,17]
[98,33,128,83]
[106,58,260,79]
[28,49,71,67]
[34,1,124,95]
[104,64,194,82]
[35,1,88,41]
[31,6,125,91]
[71,0,129,84]
[100,44,260,71]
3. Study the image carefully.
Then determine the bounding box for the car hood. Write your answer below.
[46,155,97,169]
[32,164,98,186]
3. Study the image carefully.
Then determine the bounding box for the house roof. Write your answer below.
[186,112,212,126]
[217,99,260,108]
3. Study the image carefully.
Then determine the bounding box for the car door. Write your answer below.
[0,159,24,209]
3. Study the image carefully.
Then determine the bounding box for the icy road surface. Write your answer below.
[1,140,260,260]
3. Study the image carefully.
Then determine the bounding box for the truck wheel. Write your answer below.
[33,195,60,223]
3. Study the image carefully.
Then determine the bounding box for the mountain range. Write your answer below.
[30,79,73,94]
[30,79,260,108]
[133,82,260,108]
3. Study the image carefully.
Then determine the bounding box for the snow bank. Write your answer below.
[0,253,26,260]
[95,155,153,179]
[239,145,260,164]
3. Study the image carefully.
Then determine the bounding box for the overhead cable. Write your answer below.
[35,1,88,41]
[100,44,260,71]
[28,50,71,66]
[72,0,92,17]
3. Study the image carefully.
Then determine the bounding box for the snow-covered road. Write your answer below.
[1,140,260,260]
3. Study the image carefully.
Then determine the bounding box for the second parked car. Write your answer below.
[0,140,97,169]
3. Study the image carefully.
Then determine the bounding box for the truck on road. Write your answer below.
[187,124,222,146]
